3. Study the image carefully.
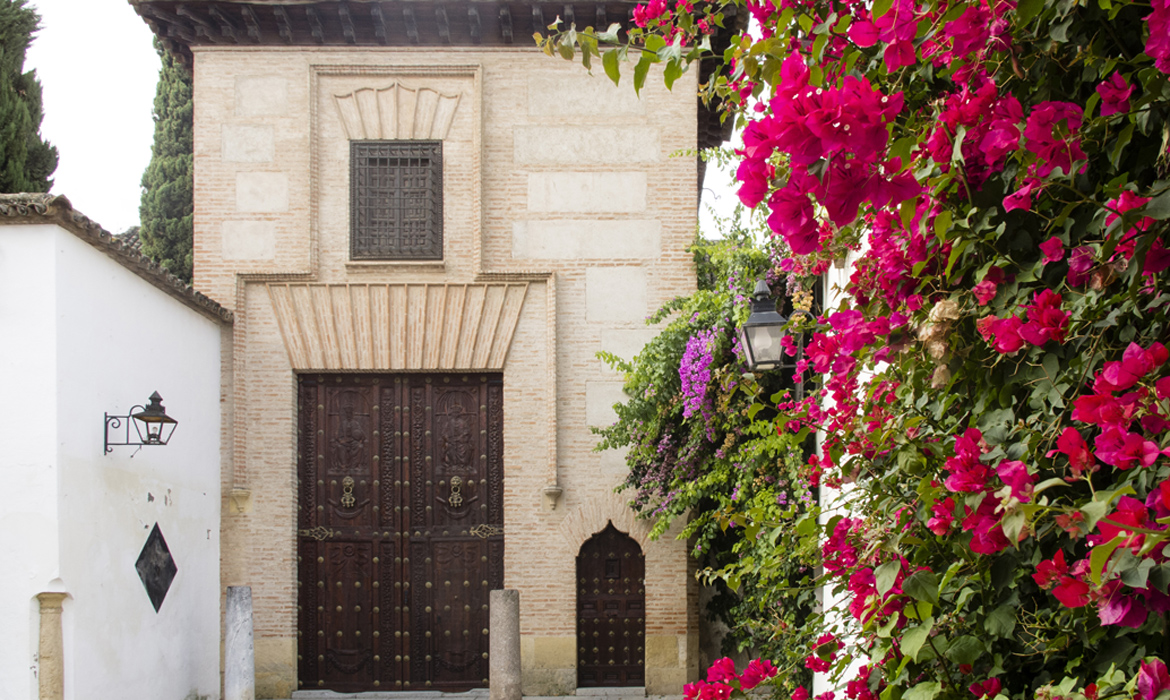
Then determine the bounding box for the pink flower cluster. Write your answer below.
[1104,191,1170,277]
[1063,341,1170,472]
[684,657,779,700]
[736,54,917,256]
[976,289,1070,354]
[937,428,1034,554]
[1147,0,1170,74]
[804,633,842,672]
[1033,341,1170,625]
[925,74,1021,189]
[1033,489,1170,626]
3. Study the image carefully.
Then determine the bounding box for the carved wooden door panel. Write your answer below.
[298,374,503,693]
[577,523,645,688]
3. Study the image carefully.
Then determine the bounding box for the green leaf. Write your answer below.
[1145,189,1170,220]
[873,0,895,18]
[903,571,940,605]
[945,635,985,665]
[1017,0,1045,25]
[875,560,901,596]
[602,48,621,85]
[644,34,666,53]
[1089,537,1122,585]
[934,210,953,242]
[663,59,684,91]
[901,619,934,661]
[903,681,941,700]
[633,55,651,96]
[1111,123,1135,169]
[985,604,1017,638]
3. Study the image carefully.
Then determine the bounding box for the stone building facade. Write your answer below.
[133,2,730,696]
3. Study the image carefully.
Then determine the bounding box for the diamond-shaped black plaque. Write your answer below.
[135,523,177,612]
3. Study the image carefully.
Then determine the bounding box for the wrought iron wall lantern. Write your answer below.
[104,392,178,455]
[738,279,790,372]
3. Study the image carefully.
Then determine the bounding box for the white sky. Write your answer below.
[25,0,159,235]
[20,0,738,237]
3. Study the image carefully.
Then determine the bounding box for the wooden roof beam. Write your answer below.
[306,6,326,43]
[207,6,241,43]
[176,4,227,43]
[371,3,389,44]
[273,6,294,43]
[499,5,513,43]
[240,6,262,43]
[339,3,356,43]
[404,7,419,44]
[436,7,451,44]
[468,7,482,43]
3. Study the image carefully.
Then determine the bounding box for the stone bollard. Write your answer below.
[489,589,522,700]
[225,586,256,700]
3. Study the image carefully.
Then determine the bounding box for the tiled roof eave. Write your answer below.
[0,193,234,325]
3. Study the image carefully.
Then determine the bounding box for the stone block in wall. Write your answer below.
[586,380,627,428]
[527,74,644,117]
[513,127,660,165]
[585,267,648,324]
[512,220,660,260]
[235,76,289,117]
[527,172,647,213]
[222,221,276,260]
[222,125,275,163]
[599,329,659,372]
[236,172,289,213]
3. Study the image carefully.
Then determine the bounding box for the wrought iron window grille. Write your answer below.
[350,140,443,260]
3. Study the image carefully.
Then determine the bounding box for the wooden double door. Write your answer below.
[297,373,504,693]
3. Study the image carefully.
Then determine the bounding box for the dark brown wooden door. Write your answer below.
[298,374,504,693]
[577,523,645,687]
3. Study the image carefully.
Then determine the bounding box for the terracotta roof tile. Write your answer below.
[0,193,233,324]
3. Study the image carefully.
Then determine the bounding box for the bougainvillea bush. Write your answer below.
[542,0,1170,697]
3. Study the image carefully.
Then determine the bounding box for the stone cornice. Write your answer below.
[0,193,234,325]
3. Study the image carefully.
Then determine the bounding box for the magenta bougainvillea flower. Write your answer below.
[1039,236,1065,263]
[968,678,1002,698]
[1137,659,1170,700]
[1047,427,1096,478]
[706,657,739,683]
[1024,101,1086,177]
[1097,72,1135,116]
[739,659,778,690]
[1146,0,1170,74]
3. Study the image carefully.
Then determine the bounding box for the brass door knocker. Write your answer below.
[448,476,464,508]
[341,476,356,508]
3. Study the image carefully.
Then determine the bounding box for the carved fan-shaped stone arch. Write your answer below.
[576,522,645,688]
[334,82,461,140]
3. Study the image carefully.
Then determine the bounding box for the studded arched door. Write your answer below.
[297,373,504,693]
[576,523,645,687]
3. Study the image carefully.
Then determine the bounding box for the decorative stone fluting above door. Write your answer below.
[333,83,461,140]
[267,283,528,371]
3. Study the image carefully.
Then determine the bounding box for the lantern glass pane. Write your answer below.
[747,324,785,365]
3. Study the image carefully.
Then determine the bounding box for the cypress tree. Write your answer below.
[139,39,193,283]
[0,0,58,193]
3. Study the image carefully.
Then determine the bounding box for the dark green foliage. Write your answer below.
[139,39,193,283]
[0,0,57,193]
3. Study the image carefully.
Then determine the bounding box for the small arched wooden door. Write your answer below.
[576,523,645,687]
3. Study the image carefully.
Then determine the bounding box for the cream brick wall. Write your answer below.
[193,45,698,698]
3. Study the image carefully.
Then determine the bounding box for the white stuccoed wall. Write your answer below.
[0,222,224,700]
[0,224,63,700]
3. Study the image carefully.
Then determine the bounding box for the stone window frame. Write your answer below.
[349,140,443,261]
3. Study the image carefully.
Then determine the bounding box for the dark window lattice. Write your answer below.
[350,141,442,260]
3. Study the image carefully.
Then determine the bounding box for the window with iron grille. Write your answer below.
[350,141,443,260]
